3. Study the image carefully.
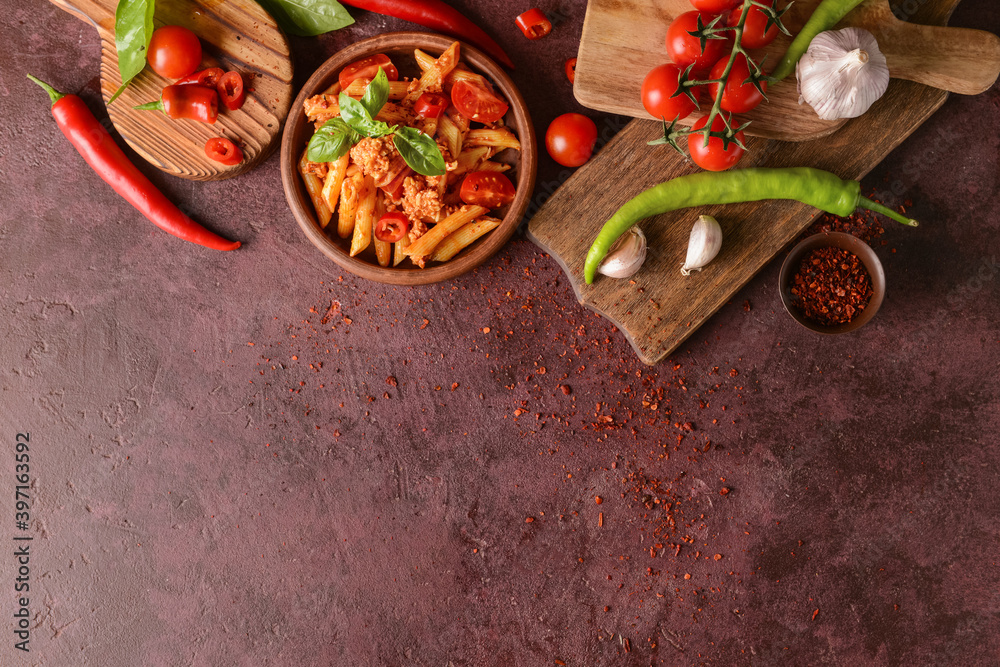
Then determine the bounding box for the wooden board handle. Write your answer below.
[875,22,1000,95]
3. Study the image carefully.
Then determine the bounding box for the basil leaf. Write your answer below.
[254,0,354,37]
[339,93,394,138]
[109,0,155,104]
[393,127,446,177]
[360,67,389,119]
[307,118,359,163]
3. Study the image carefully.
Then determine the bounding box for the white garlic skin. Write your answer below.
[681,215,722,276]
[796,27,890,121]
[598,226,647,279]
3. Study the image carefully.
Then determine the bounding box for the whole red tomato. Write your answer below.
[666,11,731,75]
[641,63,701,121]
[148,26,202,80]
[709,53,766,114]
[545,113,598,168]
[728,0,780,49]
[687,113,745,171]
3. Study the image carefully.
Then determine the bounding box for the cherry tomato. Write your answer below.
[414,92,449,119]
[666,12,731,75]
[451,80,509,123]
[339,54,399,91]
[545,113,598,168]
[204,137,242,165]
[641,63,701,121]
[176,67,224,88]
[687,113,745,171]
[515,8,552,39]
[460,172,516,208]
[565,58,577,84]
[218,71,245,111]
[374,211,410,243]
[689,0,741,12]
[709,53,766,113]
[728,0,780,49]
[148,26,202,80]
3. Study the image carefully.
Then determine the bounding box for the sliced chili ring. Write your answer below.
[176,67,225,88]
[374,211,410,243]
[218,71,246,111]
[205,137,243,165]
[565,58,577,84]
[516,9,552,40]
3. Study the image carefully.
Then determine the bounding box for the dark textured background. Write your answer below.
[1,1,999,665]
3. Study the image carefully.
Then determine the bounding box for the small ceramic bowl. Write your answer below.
[280,32,536,285]
[779,232,886,334]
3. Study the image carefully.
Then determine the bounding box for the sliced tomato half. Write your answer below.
[339,54,399,90]
[450,79,509,124]
[460,171,516,208]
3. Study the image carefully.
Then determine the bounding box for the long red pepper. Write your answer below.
[28,75,240,251]
[338,0,514,68]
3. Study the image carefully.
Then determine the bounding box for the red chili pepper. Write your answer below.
[205,137,243,166]
[135,85,218,124]
[176,67,225,88]
[515,9,552,40]
[217,72,246,111]
[27,74,239,251]
[337,0,514,69]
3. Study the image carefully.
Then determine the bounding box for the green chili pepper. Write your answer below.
[583,167,918,284]
[771,0,867,81]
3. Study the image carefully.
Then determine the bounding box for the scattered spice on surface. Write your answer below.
[789,247,873,325]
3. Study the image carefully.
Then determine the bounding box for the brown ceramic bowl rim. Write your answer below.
[778,232,886,334]
[280,32,537,285]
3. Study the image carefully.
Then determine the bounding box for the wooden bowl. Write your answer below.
[779,232,886,334]
[280,32,536,285]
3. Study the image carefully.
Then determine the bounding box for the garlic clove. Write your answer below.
[681,215,722,276]
[796,27,890,121]
[598,226,647,279]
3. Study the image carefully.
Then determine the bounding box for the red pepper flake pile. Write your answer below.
[789,247,873,325]
[805,203,885,243]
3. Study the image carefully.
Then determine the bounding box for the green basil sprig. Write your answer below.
[109,0,155,104]
[255,0,354,37]
[305,67,447,177]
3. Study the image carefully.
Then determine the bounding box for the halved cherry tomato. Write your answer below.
[339,54,399,91]
[374,211,410,243]
[205,137,242,166]
[687,113,745,171]
[460,172,516,208]
[414,92,449,119]
[690,0,741,12]
[709,53,766,113]
[176,67,225,88]
[545,113,598,168]
[217,71,246,111]
[148,26,202,80]
[565,58,577,84]
[728,0,780,49]
[451,79,509,123]
[641,63,701,121]
[666,12,731,75]
[515,8,552,40]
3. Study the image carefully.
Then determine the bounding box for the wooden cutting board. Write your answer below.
[574,0,1000,141]
[48,0,293,180]
[528,0,964,365]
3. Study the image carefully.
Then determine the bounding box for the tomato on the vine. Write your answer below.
[460,172,516,208]
[689,0,741,12]
[374,211,410,243]
[666,11,731,75]
[709,53,766,113]
[641,63,700,121]
[728,0,780,49]
[687,113,745,171]
[148,26,202,80]
[339,54,399,90]
[545,113,598,168]
[451,80,509,123]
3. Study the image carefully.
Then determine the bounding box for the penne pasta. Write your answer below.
[430,217,502,262]
[300,150,332,227]
[321,154,350,226]
[342,78,409,100]
[373,194,391,267]
[452,146,494,178]
[304,94,341,123]
[404,42,460,106]
[464,128,522,151]
[320,82,342,96]
[337,170,363,239]
[393,234,410,267]
[350,175,377,256]
[414,50,488,88]
[476,160,511,173]
[404,205,488,262]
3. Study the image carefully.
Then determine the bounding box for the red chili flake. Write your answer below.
[595,496,603,504]
[561,384,572,395]
[525,517,534,523]
[719,487,730,496]
[812,609,820,621]
[451,382,459,391]
[419,318,429,329]
[789,247,873,325]
[714,553,723,561]
[386,376,398,387]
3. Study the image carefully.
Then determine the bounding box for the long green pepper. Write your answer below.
[583,167,918,284]
[771,0,867,80]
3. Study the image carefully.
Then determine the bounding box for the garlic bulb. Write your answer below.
[598,226,647,279]
[796,27,890,121]
[681,215,722,276]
